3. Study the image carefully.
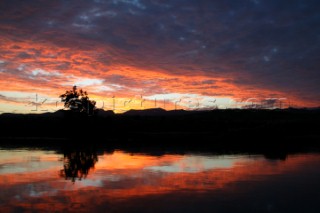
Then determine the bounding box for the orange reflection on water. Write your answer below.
[88,152,320,197]
[1,150,320,212]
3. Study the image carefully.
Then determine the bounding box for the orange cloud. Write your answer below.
[0,35,316,114]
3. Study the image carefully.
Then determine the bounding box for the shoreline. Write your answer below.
[1,109,319,152]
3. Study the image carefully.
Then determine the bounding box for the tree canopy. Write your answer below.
[59,86,96,114]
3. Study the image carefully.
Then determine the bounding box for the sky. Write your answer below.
[0,0,320,113]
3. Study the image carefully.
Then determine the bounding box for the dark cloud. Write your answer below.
[0,94,22,103]
[0,0,319,105]
[17,52,32,59]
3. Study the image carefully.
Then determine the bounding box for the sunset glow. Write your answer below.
[1,0,319,113]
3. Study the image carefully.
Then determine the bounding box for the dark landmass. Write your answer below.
[1,108,320,154]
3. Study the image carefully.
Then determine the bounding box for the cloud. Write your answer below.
[0,94,19,103]
[0,0,319,109]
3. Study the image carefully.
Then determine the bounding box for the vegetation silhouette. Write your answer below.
[60,149,98,182]
[59,85,96,115]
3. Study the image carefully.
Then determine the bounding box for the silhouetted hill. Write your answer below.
[0,109,66,118]
[94,109,115,117]
[123,108,211,116]
[123,108,195,116]
[1,108,320,151]
[123,108,167,116]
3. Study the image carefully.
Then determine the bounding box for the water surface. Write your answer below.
[0,147,320,212]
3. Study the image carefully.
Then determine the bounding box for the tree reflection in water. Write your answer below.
[60,149,98,182]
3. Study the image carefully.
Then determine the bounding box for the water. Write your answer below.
[0,147,320,212]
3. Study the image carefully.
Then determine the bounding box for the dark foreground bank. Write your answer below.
[1,108,320,151]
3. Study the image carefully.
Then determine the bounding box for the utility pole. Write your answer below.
[175,99,181,110]
[141,99,145,108]
[31,94,38,111]
[112,96,115,111]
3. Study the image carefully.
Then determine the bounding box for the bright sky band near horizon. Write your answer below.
[0,0,320,113]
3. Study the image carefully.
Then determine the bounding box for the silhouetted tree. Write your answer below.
[59,85,96,114]
[60,150,98,182]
